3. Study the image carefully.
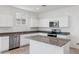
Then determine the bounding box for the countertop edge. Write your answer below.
[0,31,70,36]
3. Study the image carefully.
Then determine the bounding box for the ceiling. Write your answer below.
[12,5,74,13]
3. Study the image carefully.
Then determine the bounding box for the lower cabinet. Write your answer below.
[57,35,70,39]
[0,36,9,53]
[20,34,30,47]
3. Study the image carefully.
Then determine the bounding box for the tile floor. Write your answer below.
[3,46,79,54]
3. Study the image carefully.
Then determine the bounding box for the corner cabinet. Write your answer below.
[0,15,13,27]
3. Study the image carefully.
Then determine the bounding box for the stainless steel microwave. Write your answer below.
[49,21,59,28]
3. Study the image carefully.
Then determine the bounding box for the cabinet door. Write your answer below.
[39,18,49,27]
[57,35,67,39]
[0,15,13,27]
[0,36,9,52]
[30,17,38,27]
[20,35,30,46]
[50,16,59,22]
[59,16,69,27]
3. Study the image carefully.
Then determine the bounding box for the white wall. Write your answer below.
[0,5,38,33]
[39,6,79,48]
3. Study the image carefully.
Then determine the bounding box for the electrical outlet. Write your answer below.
[76,43,79,45]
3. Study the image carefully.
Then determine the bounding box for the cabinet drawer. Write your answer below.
[57,35,67,39]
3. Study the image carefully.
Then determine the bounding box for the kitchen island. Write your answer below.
[27,35,70,54]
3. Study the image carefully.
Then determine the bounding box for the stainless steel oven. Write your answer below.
[49,21,59,28]
[48,29,61,37]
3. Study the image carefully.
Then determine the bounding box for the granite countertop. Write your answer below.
[48,32,70,35]
[27,35,70,47]
[0,30,70,36]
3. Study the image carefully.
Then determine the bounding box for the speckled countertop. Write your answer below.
[27,35,70,47]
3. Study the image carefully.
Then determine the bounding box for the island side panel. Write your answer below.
[30,40,64,54]
[62,41,70,54]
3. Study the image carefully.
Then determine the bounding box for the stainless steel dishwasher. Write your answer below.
[9,33,20,50]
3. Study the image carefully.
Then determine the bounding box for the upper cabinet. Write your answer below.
[16,12,38,27]
[0,14,13,27]
[38,16,69,28]
[30,16,38,27]
[50,16,69,28]
[39,18,49,27]
[16,13,27,25]
[58,16,69,27]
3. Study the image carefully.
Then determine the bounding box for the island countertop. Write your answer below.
[27,35,70,47]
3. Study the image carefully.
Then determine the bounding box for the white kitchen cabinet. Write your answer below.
[0,15,13,27]
[50,16,59,22]
[39,18,49,27]
[16,13,28,25]
[20,34,30,46]
[59,16,69,27]
[49,16,69,27]
[0,36,9,53]
[57,35,70,39]
[16,13,21,19]
[30,17,38,27]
